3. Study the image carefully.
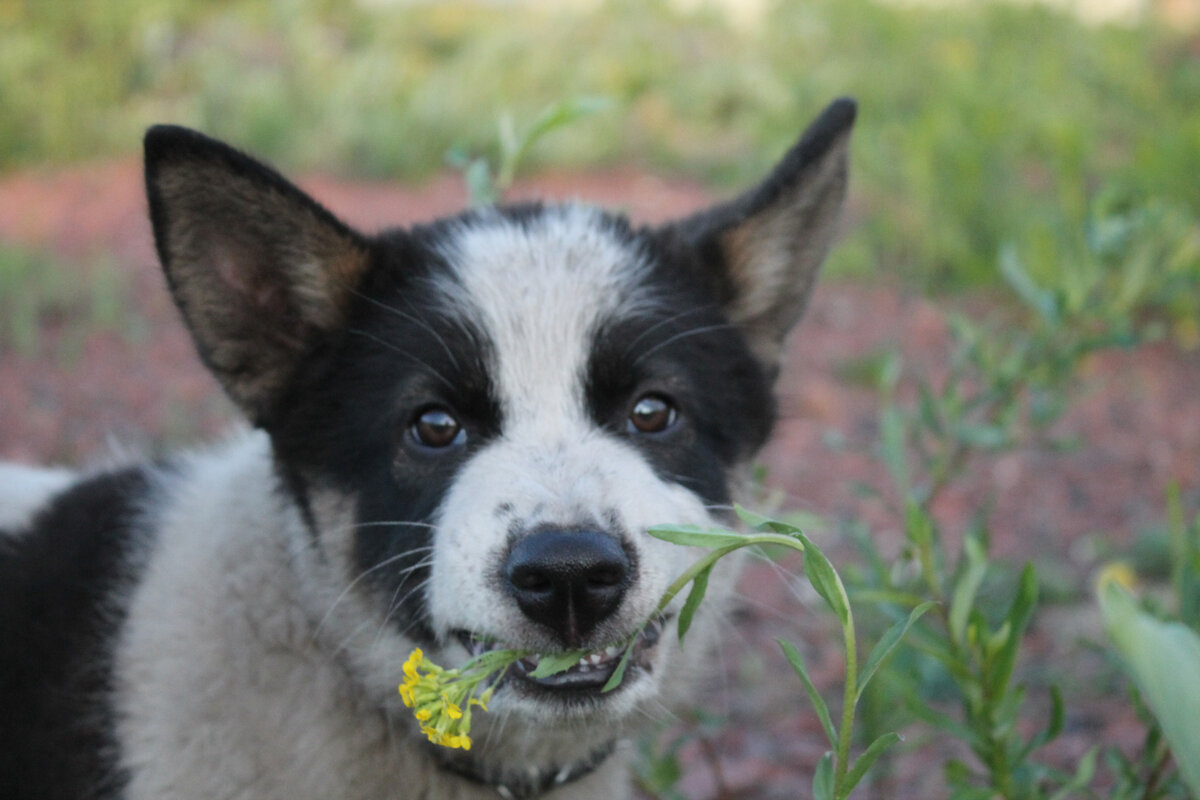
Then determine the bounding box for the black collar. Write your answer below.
[434,740,618,800]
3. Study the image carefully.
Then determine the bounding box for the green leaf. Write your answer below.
[904,500,933,550]
[988,563,1038,691]
[464,158,496,207]
[677,565,712,641]
[601,640,636,693]
[879,404,909,498]
[522,96,613,150]
[949,534,987,646]
[1019,684,1063,762]
[1048,746,1097,800]
[916,381,944,436]
[999,243,1059,323]
[1100,581,1200,795]
[954,422,1010,450]
[841,732,902,795]
[812,752,835,800]
[779,638,837,748]
[734,505,801,536]
[528,649,588,678]
[855,601,936,703]
[496,96,613,191]
[646,524,753,549]
[799,534,851,627]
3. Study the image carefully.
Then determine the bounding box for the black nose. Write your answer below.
[503,530,632,648]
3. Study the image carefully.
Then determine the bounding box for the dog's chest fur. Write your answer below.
[0,99,855,799]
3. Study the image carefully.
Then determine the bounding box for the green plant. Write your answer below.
[1098,485,1200,798]
[445,95,612,207]
[831,235,1180,797]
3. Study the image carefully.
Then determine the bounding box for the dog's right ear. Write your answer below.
[145,126,370,426]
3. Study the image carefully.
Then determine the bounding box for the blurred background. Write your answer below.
[2,1,1199,797]
[2,0,1199,289]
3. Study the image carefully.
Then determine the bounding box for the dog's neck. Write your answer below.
[433,740,618,799]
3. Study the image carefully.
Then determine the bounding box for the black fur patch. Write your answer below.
[269,225,503,646]
[0,467,152,800]
[586,225,775,507]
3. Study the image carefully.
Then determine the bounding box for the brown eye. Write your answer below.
[628,394,677,434]
[411,407,465,449]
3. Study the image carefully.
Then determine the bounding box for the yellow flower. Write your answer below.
[399,648,510,751]
[441,693,463,720]
[402,648,424,681]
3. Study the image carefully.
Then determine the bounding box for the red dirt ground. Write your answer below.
[2,160,1197,798]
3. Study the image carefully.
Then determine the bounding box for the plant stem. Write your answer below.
[653,533,808,617]
[835,610,858,799]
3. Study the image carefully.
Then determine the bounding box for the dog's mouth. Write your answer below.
[455,617,665,695]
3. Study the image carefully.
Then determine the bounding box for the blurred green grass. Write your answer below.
[1,0,1197,303]
[0,243,135,357]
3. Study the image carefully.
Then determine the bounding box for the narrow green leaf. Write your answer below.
[841,732,902,795]
[601,640,636,692]
[646,524,752,549]
[521,96,613,149]
[949,534,987,646]
[916,381,944,436]
[464,158,496,207]
[904,500,933,550]
[528,649,589,678]
[812,752,835,800]
[879,405,909,498]
[989,563,1038,691]
[799,534,851,627]
[734,504,805,537]
[1020,684,1064,762]
[1048,747,1098,800]
[999,243,1058,323]
[677,565,712,641]
[855,602,936,703]
[779,638,837,748]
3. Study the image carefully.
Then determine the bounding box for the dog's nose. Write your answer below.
[503,530,632,648]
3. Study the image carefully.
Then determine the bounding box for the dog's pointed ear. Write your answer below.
[144,126,370,426]
[669,98,856,372]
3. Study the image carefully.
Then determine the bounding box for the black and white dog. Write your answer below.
[0,99,854,800]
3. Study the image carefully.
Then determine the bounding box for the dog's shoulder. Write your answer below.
[0,460,158,797]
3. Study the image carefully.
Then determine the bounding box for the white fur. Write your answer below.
[0,463,75,531]
[110,432,642,799]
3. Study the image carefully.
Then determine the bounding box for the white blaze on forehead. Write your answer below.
[436,206,655,426]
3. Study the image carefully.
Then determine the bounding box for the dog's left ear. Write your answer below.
[669,98,856,372]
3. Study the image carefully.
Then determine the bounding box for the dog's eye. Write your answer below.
[411,407,466,449]
[627,394,677,435]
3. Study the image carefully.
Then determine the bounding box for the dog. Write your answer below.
[0,98,854,800]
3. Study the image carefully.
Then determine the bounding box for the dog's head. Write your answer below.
[144,100,854,765]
